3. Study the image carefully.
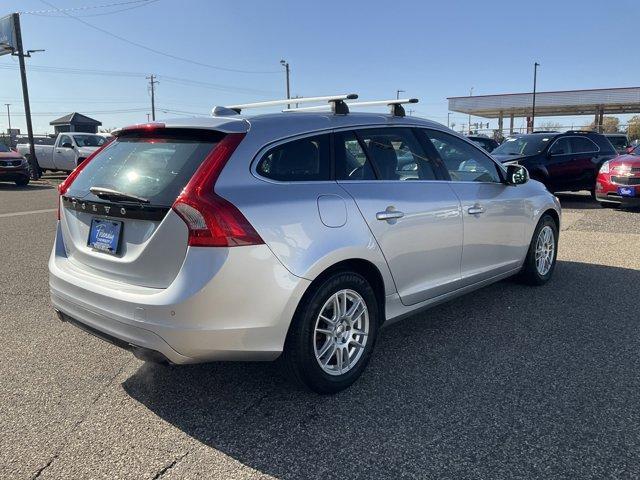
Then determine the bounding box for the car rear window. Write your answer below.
[66,129,225,206]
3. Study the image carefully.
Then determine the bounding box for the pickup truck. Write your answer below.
[17,133,110,174]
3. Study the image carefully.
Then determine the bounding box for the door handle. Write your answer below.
[376,209,405,221]
[467,205,485,215]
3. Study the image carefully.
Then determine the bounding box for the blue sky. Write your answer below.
[0,0,638,134]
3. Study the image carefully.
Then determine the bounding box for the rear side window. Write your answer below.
[356,128,438,180]
[570,137,599,154]
[66,129,224,206]
[257,134,331,181]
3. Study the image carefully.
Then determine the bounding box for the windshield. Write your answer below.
[73,135,108,148]
[492,135,553,156]
[66,130,224,206]
[0,144,11,153]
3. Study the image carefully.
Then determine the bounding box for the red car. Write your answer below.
[0,144,30,187]
[595,144,640,208]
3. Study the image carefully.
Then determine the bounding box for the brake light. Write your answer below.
[57,142,111,220]
[172,133,263,247]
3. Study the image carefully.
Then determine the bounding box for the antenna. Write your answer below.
[212,94,358,116]
[284,98,419,117]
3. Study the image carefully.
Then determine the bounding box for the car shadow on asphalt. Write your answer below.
[0,183,55,191]
[123,261,640,479]
[555,192,602,210]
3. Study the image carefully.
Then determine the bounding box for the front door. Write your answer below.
[55,135,77,171]
[422,129,529,286]
[335,128,463,306]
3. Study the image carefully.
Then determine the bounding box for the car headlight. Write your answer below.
[599,161,610,174]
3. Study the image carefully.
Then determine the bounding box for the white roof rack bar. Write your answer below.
[283,98,419,117]
[212,94,358,116]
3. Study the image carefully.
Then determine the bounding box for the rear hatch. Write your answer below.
[59,128,226,288]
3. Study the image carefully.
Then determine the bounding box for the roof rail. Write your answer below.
[212,94,358,116]
[564,130,596,134]
[284,98,419,117]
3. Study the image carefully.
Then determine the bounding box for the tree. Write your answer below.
[583,116,620,133]
[537,121,562,131]
[627,116,640,142]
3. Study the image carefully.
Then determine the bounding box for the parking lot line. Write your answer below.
[0,208,57,219]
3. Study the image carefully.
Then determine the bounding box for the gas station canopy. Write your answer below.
[448,87,640,118]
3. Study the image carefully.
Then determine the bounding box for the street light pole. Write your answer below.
[396,89,405,100]
[280,60,290,109]
[532,62,540,133]
[468,87,473,134]
[5,104,11,131]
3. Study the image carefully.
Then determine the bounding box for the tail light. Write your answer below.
[57,142,112,220]
[172,133,263,247]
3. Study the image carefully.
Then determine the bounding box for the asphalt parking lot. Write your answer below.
[2,175,640,480]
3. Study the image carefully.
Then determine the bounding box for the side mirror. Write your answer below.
[506,164,529,185]
[61,142,73,149]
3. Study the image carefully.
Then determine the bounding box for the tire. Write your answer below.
[282,271,380,394]
[519,214,558,286]
[14,177,29,187]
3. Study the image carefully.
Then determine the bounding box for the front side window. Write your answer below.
[257,134,331,182]
[59,135,73,147]
[356,128,437,180]
[549,137,572,155]
[425,129,501,183]
[74,135,107,147]
[570,137,599,154]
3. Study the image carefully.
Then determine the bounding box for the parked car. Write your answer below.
[467,135,499,152]
[49,111,561,394]
[595,144,640,208]
[17,133,109,175]
[605,133,629,154]
[492,131,617,196]
[0,143,30,186]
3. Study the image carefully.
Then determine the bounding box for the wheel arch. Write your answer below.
[295,258,387,328]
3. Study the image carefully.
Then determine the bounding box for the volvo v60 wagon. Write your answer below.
[50,110,561,393]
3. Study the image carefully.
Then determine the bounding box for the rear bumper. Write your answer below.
[49,224,310,364]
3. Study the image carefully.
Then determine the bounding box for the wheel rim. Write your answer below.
[313,289,369,376]
[535,225,555,276]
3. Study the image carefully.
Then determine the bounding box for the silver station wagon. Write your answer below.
[49,95,561,393]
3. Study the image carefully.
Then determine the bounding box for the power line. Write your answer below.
[37,0,281,74]
[0,64,277,96]
[22,0,158,16]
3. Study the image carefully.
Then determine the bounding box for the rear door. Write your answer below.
[566,136,601,190]
[61,128,226,288]
[422,128,529,286]
[335,127,463,305]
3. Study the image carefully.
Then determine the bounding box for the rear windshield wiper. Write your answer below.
[89,186,149,204]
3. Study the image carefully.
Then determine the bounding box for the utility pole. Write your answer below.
[531,62,540,133]
[11,13,41,179]
[5,104,11,131]
[146,74,157,121]
[468,87,473,135]
[280,60,290,109]
[447,112,452,129]
[396,89,405,100]
[146,113,150,122]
